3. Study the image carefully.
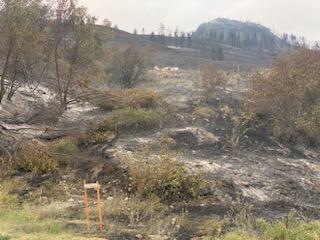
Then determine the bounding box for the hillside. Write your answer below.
[2,66,320,239]
[101,24,278,71]
[1,2,319,239]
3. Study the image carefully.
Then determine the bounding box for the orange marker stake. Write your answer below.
[83,179,90,231]
[83,180,104,233]
[96,182,104,232]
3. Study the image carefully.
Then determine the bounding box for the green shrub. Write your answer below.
[85,107,165,145]
[15,143,58,175]
[117,148,204,203]
[257,216,320,240]
[221,229,259,240]
[215,214,320,240]
[0,193,19,208]
[0,235,10,240]
[112,107,165,131]
[96,88,162,111]
[50,137,78,155]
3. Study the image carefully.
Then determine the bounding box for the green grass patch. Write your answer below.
[85,107,165,145]
[50,137,78,155]
[0,235,10,240]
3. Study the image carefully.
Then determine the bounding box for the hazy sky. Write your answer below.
[79,0,320,40]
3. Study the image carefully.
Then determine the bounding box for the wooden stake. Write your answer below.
[83,179,90,230]
[96,182,104,232]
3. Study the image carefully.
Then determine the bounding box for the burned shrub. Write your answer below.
[15,143,58,175]
[247,49,320,144]
[200,64,226,94]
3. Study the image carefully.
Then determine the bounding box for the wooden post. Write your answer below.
[83,180,104,233]
[83,179,90,230]
[96,182,104,232]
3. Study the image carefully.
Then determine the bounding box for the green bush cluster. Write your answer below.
[0,193,19,209]
[96,88,162,111]
[85,107,165,145]
[204,213,320,240]
[85,88,165,145]
[112,107,165,131]
[50,137,79,155]
[117,148,204,203]
[0,235,10,240]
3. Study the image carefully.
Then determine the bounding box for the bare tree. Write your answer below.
[110,44,153,89]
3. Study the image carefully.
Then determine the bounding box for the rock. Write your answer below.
[0,85,55,124]
[0,129,17,152]
[135,234,143,239]
[39,129,70,140]
[148,235,169,240]
[168,127,220,149]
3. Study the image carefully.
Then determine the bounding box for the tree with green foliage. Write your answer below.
[0,0,48,102]
[51,0,104,111]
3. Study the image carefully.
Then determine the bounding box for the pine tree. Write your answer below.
[150,31,156,41]
[187,33,192,48]
[218,45,224,61]
[174,27,179,47]
[219,32,224,43]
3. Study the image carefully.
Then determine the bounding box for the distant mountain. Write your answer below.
[193,18,290,52]
[99,18,296,70]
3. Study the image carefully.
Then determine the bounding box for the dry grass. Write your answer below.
[103,192,186,238]
[247,49,320,143]
[193,106,218,121]
[14,142,58,175]
[1,184,320,240]
[93,88,162,111]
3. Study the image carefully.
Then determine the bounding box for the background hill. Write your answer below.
[193,18,290,52]
[102,18,293,71]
